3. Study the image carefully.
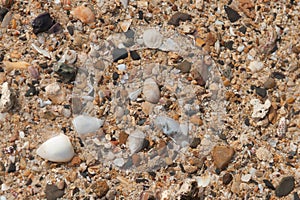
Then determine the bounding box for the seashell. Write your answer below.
[142,29,163,49]
[0,82,15,112]
[127,130,145,155]
[71,5,95,24]
[277,117,286,137]
[31,43,51,58]
[119,19,132,32]
[195,175,211,187]
[250,99,271,119]
[36,134,75,162]
[72,115,104,135]
[142,78,160,104]
[32,12,54,34]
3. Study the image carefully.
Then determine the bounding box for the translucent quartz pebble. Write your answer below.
[72,115,104,135]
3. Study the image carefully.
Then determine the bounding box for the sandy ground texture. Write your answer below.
[0,0,300,199]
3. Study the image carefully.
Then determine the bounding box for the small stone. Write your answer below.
[231,175,241,194]
[223,173,233,185]
[112,48,128,62]
[168,12,192,26]
[275,176,295,197]
[143,29,163,49]
[255,87,267,98]
[184,165,198,174]
[71,5,95,24]
[241,174,251,182]
[263,179,275,190]
[263,78,276,89]
[292,45,300,54]
[143,78,160,104]
[224,40,234,50]
[190,137,201,148]
[250,99,271,119]
[224,5,241,23]
[0,82,15,112]
[175,60,192,73]
[272,71,285,80]
[7,162,16,173]
[32,13,54,34]
[119,131,128,145]
[56,181,65,190]
[132,154,141,166]
[55,63,77,83]
[130,50,141,60]
[45,184,65,200]
[70,156,81,166]
[211,145,235,170]
[45,82,65,104]
[239,26,247,34]
[0,7,8,22]
[256,147,273,161]
[190,115,203,126]
[92,181,109,198]
[248,60,264,72]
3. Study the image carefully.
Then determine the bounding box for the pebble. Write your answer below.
[72,115,104,135]
[32,12,54,34]
[130,50,141,60]
[92,181,109,198]
[248,60,264,72]
[0,82,15,112]
[250,99,271,119]
[7,162,16,173]
[45,82,65,104]
[223,173,233,185]
[132,154,141,166]
[211,145,235,170]
[255,87,267,98]
[256,147,273,161]
[263,77,276,89]
[175,60,192,73]
[224,5,241,23]
[119,131,129,145]
[275,176,295,197]
[168,12,192,26]
[45,184,65,200]
[127,130,145,154]
[142,78,160,104]
[263,179,275,190]
[241,174,251,182]
[272,71,285,80]
[142,29,163,49]
[195,175,211,187]
[112,48,128,62]
[71,5,95,24]
[0,8,8,22]
[189,137,201,148]
[56,181,65,190]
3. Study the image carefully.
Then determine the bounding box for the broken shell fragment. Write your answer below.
[0,82,15,112]
[36,134,75,162]
[72,115,104,135]
[250,99,271,119]
[71,5,95,24]
[127,130,145,155]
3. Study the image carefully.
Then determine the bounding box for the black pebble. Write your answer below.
[168,12,192,26]
[112,72,119,80]
[239,26,247,34]
[272,71,285,80]
[275,176,295,197]
[222,173,233,185]
[0,7,8,22]
[32,12,54,34]
[263,179,275,190]
[7,162,16,173]
[244,117,250,126]
[138,10,143,20]
[67,25,74,35]
[224,41,234,50]
[0,51,4,62]
[224,5,241,23]
[189,137,201,148]
[112,48,128,62]
[25,85,39,97]
[255,87,267,98]
[130,50,141,60]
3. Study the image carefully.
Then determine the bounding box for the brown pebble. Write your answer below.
[132,154,141,166]
[223,173,233,185]
[190,115,203,126]
[91,180,109,198]
[70,156,81,166]
[67,170,77,183]
[57,181,65,190]
[119,131,129,145]
[263,77,276,89]
[205,32,217,46]
[72,5,95,24]
[212,145,235,170]
[168,12,192,26]
[175,60,192,73]
[184,165,198,174]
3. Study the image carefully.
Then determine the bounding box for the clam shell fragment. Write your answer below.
[36,134,75,162]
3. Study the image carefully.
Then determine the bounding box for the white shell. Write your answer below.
[196,175,211,187]
[72,115,104,135]
[154,116,180,135]
[250,99,271,119]
[127,130,145,154]
[143,29,163,49]
[0,82,15,113]
[142,78,160,104]
[36,134,75,162]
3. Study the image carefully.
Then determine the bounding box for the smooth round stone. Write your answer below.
[143,29,163,49]
[143,78,160,104]
[275,176,295,197]
[263,77,276,89]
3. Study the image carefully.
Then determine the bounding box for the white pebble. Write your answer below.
[248,60,264,72]
[127,130,145,154]
[142,78,160,104]
[241,174,252,182]
[72,115,104,135]
[250,99,271,119]
[143,29,163,49]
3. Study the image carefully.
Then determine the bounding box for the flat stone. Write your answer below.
[112,48,128,62]
[168,12,192,26]
[175,60,192,73]
[275,176,295,197]
[119,131,128,145]
[45,184,65,200]
[255,87,267,98]
[211,145,235,170]
[224,5,241,23]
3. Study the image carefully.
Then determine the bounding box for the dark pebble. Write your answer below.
[67,25,74,35]
[26,178,33,186]
[45,184,65,200]
[130,50,141,60]
[125,29,135,38]
[222,173,233,185]
[224,40,234,50]
[239,26,247,34]
[112,72,119,80]
[148,171,156,178]
[0,7,8,22]
[55,63,77,83]
[25,85,39,97]
[275,176,295,197]
[168,12,192,26]
[263,179,275,190]
[294,192,300,200]
[189,137,201,148]
[48,22,63,34]
[72,187,80,196]
[244,117,250,126]
[255,87,267,98]
[7,162,16,173]
[138,10,143,20]
[112,48,128,62]
[272,71,285,80]
[135,178,149,183]
[32,12,54,34]
[0,51,4,62]
[224,5,241,22]
[176,60,192,73]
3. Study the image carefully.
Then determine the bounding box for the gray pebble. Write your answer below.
[275,176,295,197]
